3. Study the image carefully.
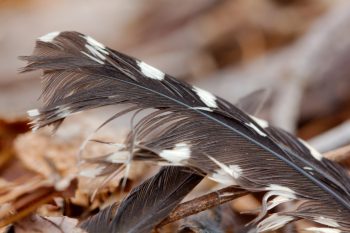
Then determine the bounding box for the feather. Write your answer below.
[21,31,350,232]
[80,166,203,233]
[80,203,119,233]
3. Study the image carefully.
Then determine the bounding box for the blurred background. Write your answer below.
[1,0,350,232]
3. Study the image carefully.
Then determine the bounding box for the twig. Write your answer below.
[157,186,247,228]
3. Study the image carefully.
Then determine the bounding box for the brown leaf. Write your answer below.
[14,214,85,233]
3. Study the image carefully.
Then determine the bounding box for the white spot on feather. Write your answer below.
[314,217,340,228]
[137,61,165,80]
[209,169,237,185]
[79,166,105,178]
[81,35,109,60]
[266,184,295,194]
[249,115,269,128]
[159,143,191,164]
[306,227,341,233]
[27,109,40,117]
[299,139,323,161]
[192,107,213,112]
[245,122,267,137]
[192,86,217,108]
[85,44,106,60]
[38,31,60,42]
[264,190,297,209]
[228,164,242,178]
[208,156,242,179]
[257,214,294,232]
[268,196,292,209]
[84,35,106,50]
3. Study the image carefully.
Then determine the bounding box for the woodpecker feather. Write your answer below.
[80,166,202,233]
[21,31,350,232]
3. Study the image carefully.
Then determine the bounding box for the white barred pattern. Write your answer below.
[80,34,109,64]
[192,86,217,108]
[209,169,237,185]
[84,35,107,50]
[159,143,191,164]
[299,139,323,161]
[250,115,269,128]
[192,106,213,112]
[245,122,267,137]
[85,44,106,60]
[208,156,242,180]
[137,61,165,80]
[38,31,60,42]
[266,184,295,194]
